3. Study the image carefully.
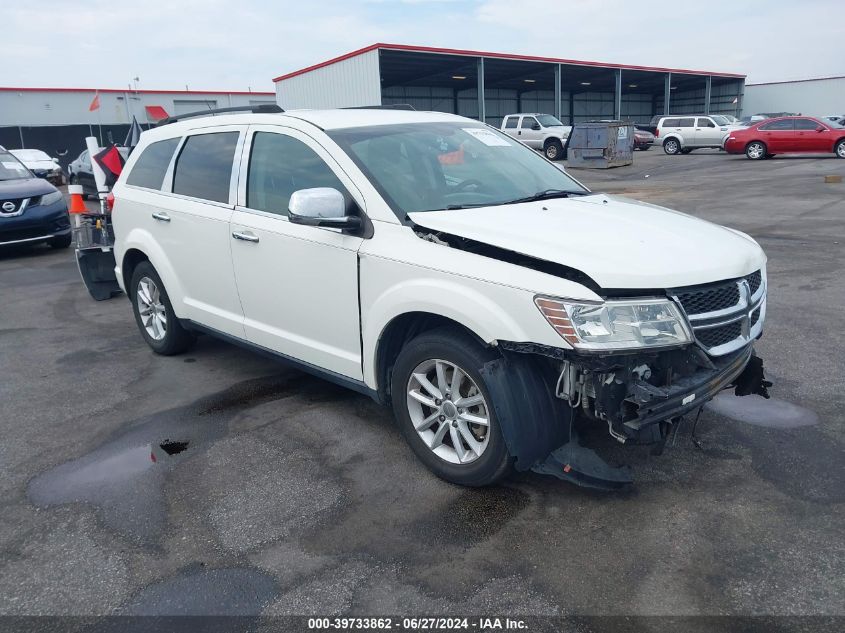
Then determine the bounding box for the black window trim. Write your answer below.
[234,125,374,238]
[165,126,245,207]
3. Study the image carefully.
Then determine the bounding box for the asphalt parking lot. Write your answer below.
[1,149,843,623]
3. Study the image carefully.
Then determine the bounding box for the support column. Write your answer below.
[664,72,672,115]
[554,64,562,120]
[704,76,712,114]
[614,68,622,120]
[18,126,25,149]
[569,91,575,126]
[477,57,486,124]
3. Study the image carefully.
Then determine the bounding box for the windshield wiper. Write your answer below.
[502,189,589,205]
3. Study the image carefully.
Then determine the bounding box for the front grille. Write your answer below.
[747,270,762,295]
[0,198,26,215]
[697,321,742,348]
[671,270,765,356]
[676,283,740,315]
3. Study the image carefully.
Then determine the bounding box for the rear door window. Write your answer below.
[172,132,239,203]
[662,118,680,127]
[504,117,518,129]
[126,138,180,190]
[678,118,695,128]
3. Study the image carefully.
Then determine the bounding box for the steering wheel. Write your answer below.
[451,179,485,193]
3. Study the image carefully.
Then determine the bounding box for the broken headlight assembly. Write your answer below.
[535,296,692,351]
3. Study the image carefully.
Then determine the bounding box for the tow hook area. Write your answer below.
[531,428,634,490]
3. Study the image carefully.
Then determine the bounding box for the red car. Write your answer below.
[724,116,845,160]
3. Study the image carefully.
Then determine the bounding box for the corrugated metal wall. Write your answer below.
[275,49,382,110]
[743,77,845,116]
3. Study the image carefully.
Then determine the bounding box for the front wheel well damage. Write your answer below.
[375,312,489,405]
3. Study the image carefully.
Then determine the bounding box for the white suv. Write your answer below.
[654,115,741,154]
[111,106,770,488]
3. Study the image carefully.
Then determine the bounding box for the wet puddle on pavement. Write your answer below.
[27,374,304,544]
[705,393,819,428]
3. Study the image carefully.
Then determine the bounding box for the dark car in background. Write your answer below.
[68,146,129,199]
[0,149,71,249]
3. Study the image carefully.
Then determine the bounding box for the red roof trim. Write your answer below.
[272,42,746,82]
[746,75,845,87]
[0,86,274,96]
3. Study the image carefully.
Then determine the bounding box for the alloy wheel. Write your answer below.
[406,359,490,465]
[747,143,765,159]
[836,142,845,158]
[137,276,167,341]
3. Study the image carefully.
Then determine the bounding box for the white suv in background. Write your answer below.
[654,114,741,154]
[500,113,572,160]
[110,106,770,489]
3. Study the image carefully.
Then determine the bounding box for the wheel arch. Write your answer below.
[374,312,492,405]
[119,228,186,314]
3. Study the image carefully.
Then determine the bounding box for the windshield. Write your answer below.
[328,123,588,217]
[536,114,565,127]
[0,151,33,181]
[710,115,730,125]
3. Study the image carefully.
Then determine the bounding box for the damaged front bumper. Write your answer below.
[489,340,771,489]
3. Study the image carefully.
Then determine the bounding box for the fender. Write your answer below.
[119,226,187,316]
[362,277,541,389]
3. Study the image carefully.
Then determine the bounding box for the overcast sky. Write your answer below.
[3,0,842,91]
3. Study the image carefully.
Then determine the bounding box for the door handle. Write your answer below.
[232,231,259,243]
[152,212,170,222]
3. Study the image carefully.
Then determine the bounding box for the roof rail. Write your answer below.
[157,103,284,126]
[342,104,416,111]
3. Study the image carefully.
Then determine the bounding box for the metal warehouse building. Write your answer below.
[743,76,845,118]
[274,43,746,126]
[0,87,275,170]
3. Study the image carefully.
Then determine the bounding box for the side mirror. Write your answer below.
[817,126,826,132]
[532,124,541,131]
[288,187,361,232]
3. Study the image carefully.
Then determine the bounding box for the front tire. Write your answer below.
[663,138,681,155]
[390,328,512,486]
[544,139,564,161]
[835,139,845,159]
[129,261,195,355]
[746,141,767,160]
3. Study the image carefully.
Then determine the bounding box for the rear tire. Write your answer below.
[663,138,681,155]
[746,141,767,160]
[544,139,564,161]
[390,327,512,487]
[835,139,845,159]
[129,261,195,355]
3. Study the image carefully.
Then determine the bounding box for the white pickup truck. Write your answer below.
[105,106,771,489]
[501,113,572,160]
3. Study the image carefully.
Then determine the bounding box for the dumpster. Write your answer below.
[566,121,635,168]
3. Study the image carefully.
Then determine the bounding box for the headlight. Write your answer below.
[535,296,692,351]
[39,190,64,206]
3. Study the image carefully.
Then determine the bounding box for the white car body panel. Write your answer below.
[409,194,766,289]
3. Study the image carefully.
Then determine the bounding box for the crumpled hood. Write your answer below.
[408,194,766,290]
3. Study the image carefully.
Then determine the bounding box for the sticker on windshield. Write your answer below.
[463,128,512,147]
[2,161,26,170]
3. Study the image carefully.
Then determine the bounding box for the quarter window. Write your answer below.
[246,132,348,217]
[172,132,239,203]
[125,138,179,190]
[759,119,794,131]
[662,118,680,127]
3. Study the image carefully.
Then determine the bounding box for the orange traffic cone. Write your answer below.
[68,185,87,214]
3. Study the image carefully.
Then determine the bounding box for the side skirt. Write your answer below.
[183,321,381,403]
